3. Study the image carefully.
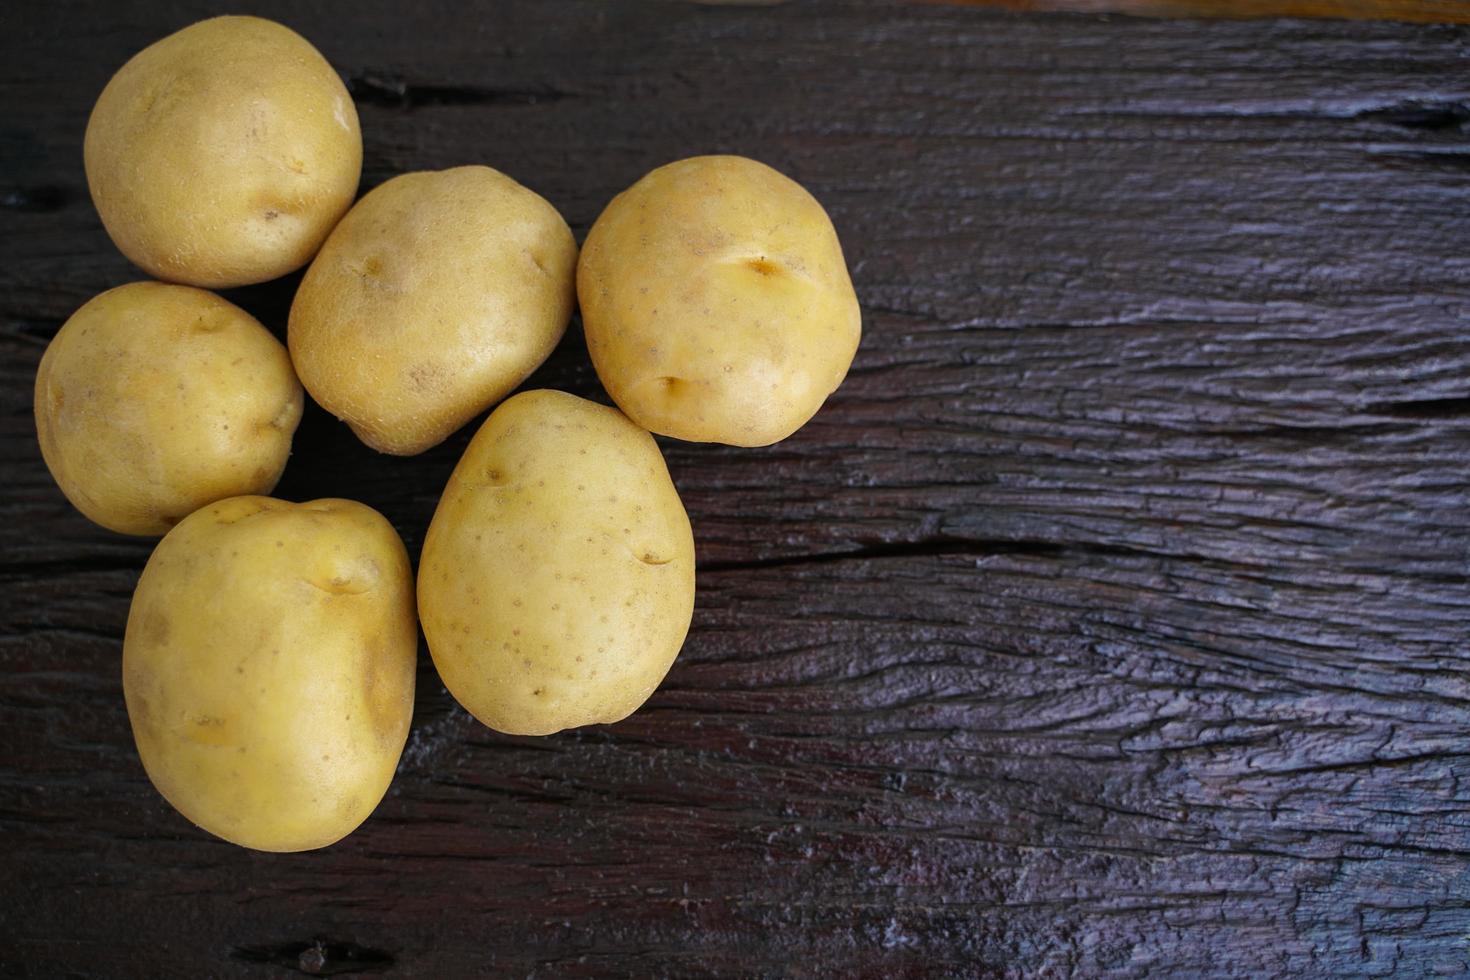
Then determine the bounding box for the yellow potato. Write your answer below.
[289,166,578,455]
[34,282,303,536]
[84,16,361,288]
[123,496,417,852]
[578,155,861,447]
[419,390,695,735]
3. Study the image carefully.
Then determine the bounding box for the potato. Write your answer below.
[419,390,695,736]
[289,167,577,455]
[123,496,417,852]
[84,16,361,288]
[578,155,861,447]
[34,282,303,536]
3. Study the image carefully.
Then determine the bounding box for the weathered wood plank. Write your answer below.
[955,0,1470,24]
[2,1,1468,976]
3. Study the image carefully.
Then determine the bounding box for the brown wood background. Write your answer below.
[3,1,1469,976]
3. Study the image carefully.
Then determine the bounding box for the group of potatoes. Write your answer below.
[36,17,861,851]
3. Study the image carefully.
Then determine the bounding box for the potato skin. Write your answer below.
[84,16,361,288]
[34,282,303,536]
[123,496,416,852]
[419,390,695,736]
[288,167,578,456]
[578,155,861,447]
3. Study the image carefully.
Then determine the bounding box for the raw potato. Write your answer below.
[578,155,861,447]
[84,16,361,288]
[419,390,695,736]
[289,167,578,455]
[34,282,303,536]
[123,496,417,852]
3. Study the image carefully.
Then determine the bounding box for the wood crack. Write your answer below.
[347,72,575,109]
[698,536,1158,572]
[1355,101,1470,130]
[1361,395,1470,420]
[231,937,394,976]
[1,185,71,213]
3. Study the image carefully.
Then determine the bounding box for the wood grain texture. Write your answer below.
[947,0,1470,25]
[3,1,1469,976]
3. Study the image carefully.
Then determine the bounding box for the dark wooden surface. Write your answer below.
[3,1,1469,976]
[977,0,1470,24]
